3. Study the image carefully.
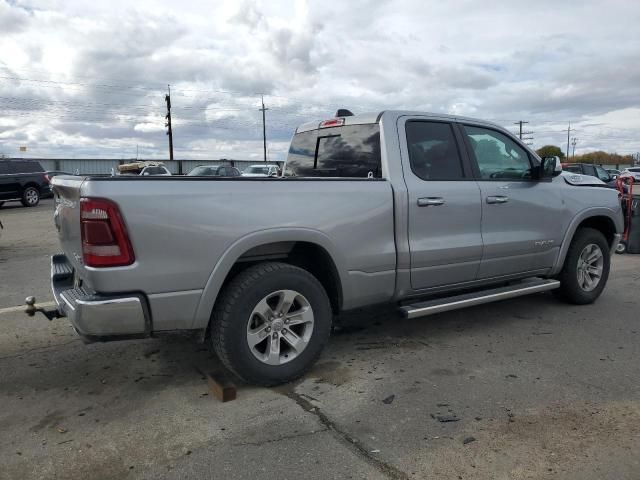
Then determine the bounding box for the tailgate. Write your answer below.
[52,176,86,275]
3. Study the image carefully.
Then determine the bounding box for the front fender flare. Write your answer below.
[550,206,623,275]
[191,227,348,329]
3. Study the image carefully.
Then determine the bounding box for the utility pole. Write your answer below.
[514,120,528,140]
[514,120,533,145]
[165,84,178,172]
[571,137,577,159]
[566,122,571,160]
[259,95,268,162]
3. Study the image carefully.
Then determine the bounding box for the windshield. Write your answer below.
[627,167,640,173]
[188,166,219,176]
[245,166,270,174]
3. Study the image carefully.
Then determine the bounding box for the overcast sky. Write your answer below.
[0,0,639,160]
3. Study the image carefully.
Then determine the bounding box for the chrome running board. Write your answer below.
[400,278,560,319]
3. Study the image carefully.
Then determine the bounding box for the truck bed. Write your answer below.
[52,175,397,331]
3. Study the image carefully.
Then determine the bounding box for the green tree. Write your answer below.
[536,145,565,159]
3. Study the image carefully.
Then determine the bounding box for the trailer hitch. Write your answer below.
[25,296,63,321]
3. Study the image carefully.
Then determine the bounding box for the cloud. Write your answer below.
[0,0,30,34]
[0,0,639,159]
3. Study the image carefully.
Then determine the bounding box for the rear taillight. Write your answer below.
[80,198,135,267]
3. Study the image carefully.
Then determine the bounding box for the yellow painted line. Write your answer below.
[0,301,56,315]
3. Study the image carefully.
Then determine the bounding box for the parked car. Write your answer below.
[562,163,617,188]
[619,167,640,183]
[0,159,51,208]
[242,164,281,177]
[187,165,241,177]
[49,110,623,386]
[117,161,171,176]
[606,168,621,178]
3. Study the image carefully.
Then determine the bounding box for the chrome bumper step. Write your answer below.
[400,278,560,319]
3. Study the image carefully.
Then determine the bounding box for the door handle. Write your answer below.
[417,197,445,207]
[486,195,509,204]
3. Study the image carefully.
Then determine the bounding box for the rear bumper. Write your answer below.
[51,254,150,341]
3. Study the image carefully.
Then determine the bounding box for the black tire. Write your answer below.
[0,202,4,208]
[210,262,332,386]
[555,228,610,304]
[615,241,627,254]
[20,186,40,207]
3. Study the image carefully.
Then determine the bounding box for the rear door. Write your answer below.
[399,117,483,290]
[460,124,564,278]
[0,161,21,199]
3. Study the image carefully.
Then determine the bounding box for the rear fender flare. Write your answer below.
[191,228,348,329]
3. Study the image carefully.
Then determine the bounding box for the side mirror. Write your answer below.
[539,156,562,179]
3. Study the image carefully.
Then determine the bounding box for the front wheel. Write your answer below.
[21,187,40,207]
[555,228,610,304]
[210,262,332,386]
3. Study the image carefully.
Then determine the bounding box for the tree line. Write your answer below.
[535,145,635,166]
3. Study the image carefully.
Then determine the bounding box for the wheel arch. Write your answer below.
[192,228,348,330]
[551,208,622,275]
[22,182,41,192]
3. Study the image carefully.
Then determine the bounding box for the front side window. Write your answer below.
[286,124,381,178]
[464,125,532,180]
[406,121,464,180]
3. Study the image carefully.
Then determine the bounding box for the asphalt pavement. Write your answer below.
[1,199,639,479]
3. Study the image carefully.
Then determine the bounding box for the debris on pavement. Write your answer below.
[431,414,460,423]
[382,394,395,404]
[463,436,476,445]
[207,370,237,402]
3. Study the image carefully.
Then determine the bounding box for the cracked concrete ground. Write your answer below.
[1,200,640,479]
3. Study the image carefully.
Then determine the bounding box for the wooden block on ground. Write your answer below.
[207,371,237,402]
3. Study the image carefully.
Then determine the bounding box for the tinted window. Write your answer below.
[3,161,43,173]
[143,167,166,175]
[594,165,611,181]
[188,166,219,176]
[564,165,582,174]
[406,121,464,180]
[286,124,381,178]
[582,165,596,177]
[464,126,531,180]
[0,162,9,174]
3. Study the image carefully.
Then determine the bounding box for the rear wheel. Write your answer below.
[21,187,40,207]
[556,228,610,304]
[210,262,332,386]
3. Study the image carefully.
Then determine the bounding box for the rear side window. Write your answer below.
[564,165,581,174]
[406,121,464,180]
[4,161,44,173]
[286,124,381,177]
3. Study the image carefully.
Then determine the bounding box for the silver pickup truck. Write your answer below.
[50,110,623,386]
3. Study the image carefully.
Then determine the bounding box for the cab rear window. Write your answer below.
[286,124,381,178]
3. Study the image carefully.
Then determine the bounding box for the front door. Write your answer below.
[460,124,565,278]
[400,118,483,290]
